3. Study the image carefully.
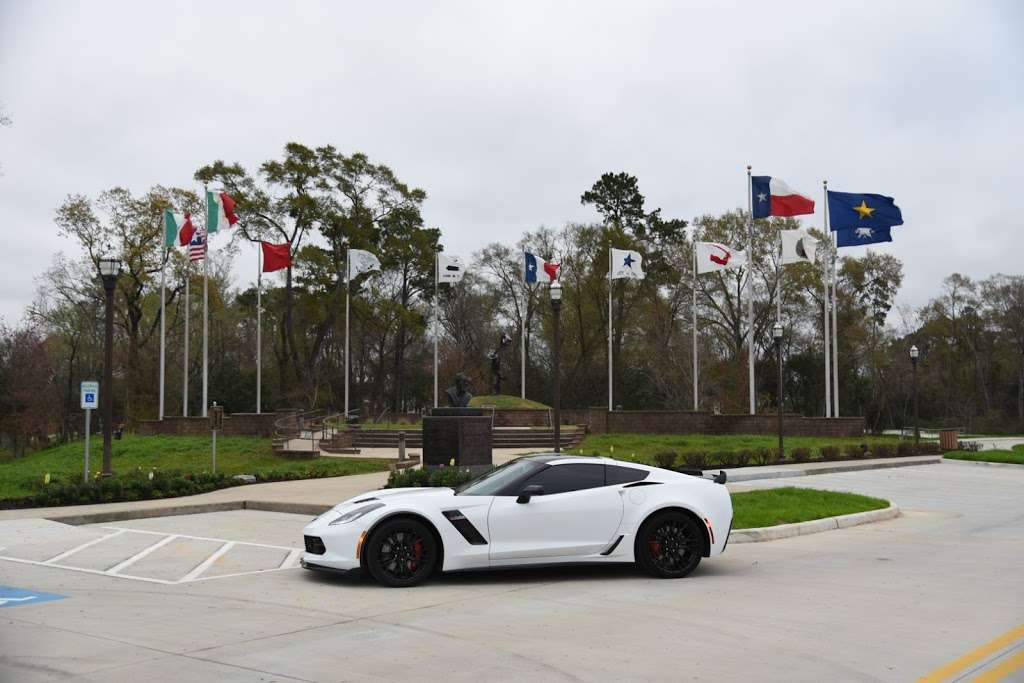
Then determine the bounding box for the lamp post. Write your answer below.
[910,345,920,447]
[550,280,562,453]
[773,321,784,461]
[98,257,121,478]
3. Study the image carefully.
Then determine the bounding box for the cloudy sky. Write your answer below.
[1,1,1021,324]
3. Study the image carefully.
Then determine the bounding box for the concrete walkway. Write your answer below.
[0,455,940,524]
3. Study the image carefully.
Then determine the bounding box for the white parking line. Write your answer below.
[107,534,179,575]
[178,541,234,583]
[0,526,304,585]
[43,528,128,564]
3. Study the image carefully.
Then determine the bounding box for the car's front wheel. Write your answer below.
[364,518,438,587]
[635,511,703,579]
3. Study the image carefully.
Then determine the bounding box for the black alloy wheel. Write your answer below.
[635,511,703,578]
[365,518,438,587]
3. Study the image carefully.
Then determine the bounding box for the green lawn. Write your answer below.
[731,487,890,529]
[945,449,1024,465]
[470,394,550,409]
[0,434,390,502]
[567,433,911,465]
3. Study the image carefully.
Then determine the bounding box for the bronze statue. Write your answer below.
[446,373,473,408]
[489,332,513,394]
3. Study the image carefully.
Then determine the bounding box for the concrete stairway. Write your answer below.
[353,427,584,450]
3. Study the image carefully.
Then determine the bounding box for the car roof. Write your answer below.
[520,454,646,468]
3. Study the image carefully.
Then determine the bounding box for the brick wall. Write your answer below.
[584,409,864,438]
[137,410,292,438]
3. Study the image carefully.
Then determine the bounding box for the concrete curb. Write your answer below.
[726,456,940,482]
[942,458,1024,470]
[44,500,333,526]
[729,505,900,543]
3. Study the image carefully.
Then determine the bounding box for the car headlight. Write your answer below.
[329,502,385,525]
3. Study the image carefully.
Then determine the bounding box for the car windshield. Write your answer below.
[454,459,543,496]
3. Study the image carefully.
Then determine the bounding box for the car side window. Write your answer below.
[606,465,649,485]
[522,464,605,495]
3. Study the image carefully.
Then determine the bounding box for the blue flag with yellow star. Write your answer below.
[827,191,903,230]
[835,225,893,247]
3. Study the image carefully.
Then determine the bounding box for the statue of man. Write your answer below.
[446,373,473,408]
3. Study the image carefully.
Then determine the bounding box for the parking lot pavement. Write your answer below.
[1,461,1022,682]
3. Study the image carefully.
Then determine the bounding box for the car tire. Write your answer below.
[364,517,438,587]
[635,511,703,579]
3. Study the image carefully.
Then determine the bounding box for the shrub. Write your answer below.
[653,451,678,469]
[21,470,238,509]
[734,449,753,467]
[872,444,893,459]
[682,451,709,470]
[385,466,479,489]
[961,441,982,452]
[752,447,775,466]
[916,441,941,455]
[843,444,863,460]
[896,441,914,457]
[820,445,840,461]
[717,451,741,468]
[790,447,812,463]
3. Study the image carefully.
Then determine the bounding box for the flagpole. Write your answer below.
[607,241,613,410]
[256,244,262,415]
[822,180,832,418]
[202,238,209,418]
[776,231,783,322]
[344,246,350,418]
[521,253,527,401]
[692,246,699,411]
[831,229,840,417]
[159,247,166,420]
[433,249,439,409]
[746,165,756,415]
[183,262,189,417]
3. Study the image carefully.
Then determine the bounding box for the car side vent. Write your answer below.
[442,509,487,545]
[623,481,662,488]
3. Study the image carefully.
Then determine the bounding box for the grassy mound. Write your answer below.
[732,487,889,529]
[469,394,550,409]
[945,449,1024,465]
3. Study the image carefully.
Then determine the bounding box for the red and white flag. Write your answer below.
[695,241,747,274]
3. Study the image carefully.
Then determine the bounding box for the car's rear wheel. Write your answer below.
[365,518,438,587]
[635,511,703,579]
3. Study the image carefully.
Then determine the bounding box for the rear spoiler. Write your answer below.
[676,468,727,485]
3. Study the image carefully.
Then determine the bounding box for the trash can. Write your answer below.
[938,429,959,451]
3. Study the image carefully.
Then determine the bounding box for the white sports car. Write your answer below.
[301,454,732,587]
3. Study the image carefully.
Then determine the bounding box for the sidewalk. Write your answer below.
[0,455,942,524]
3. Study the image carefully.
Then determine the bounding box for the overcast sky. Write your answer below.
[1,0,1022,324]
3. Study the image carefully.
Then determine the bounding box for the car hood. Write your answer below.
[335,486,456,510]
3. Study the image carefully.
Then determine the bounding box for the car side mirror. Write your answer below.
[517,484,544,504]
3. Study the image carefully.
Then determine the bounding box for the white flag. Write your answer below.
[437,254,465,284]
[695,242,748,274]
[348,249,381,281]
[610,248,645,280]
[780,229,818,265]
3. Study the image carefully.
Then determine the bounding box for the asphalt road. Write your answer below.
[1,460,1021,682]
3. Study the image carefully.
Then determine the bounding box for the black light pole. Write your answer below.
[910,344,920,447]
[773,321,784,461]
[550,280,563,452]
[98,257,122,478]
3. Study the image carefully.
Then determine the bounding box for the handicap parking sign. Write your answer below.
[0,585,66,608]
[80,381,99,410]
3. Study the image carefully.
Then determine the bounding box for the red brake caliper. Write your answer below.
[648,541,661,557]
[411,539,424,571]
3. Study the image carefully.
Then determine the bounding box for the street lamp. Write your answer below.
[550,280,563,453]
[98,257,121,477]
[773,321,784,461]
[910,344,920,447]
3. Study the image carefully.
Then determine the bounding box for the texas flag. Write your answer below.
[524,251,560,283]
[751,176,815,219]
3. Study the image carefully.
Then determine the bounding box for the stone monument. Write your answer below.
[423,372,492,472]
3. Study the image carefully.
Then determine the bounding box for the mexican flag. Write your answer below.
[163,210,195,248]
[206,190,239,233]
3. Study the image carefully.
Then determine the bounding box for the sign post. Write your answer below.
[209,402,224,473]
[80,381,99,483]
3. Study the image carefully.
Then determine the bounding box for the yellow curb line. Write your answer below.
[970,650,1024,683]
[916,625,1024,683]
